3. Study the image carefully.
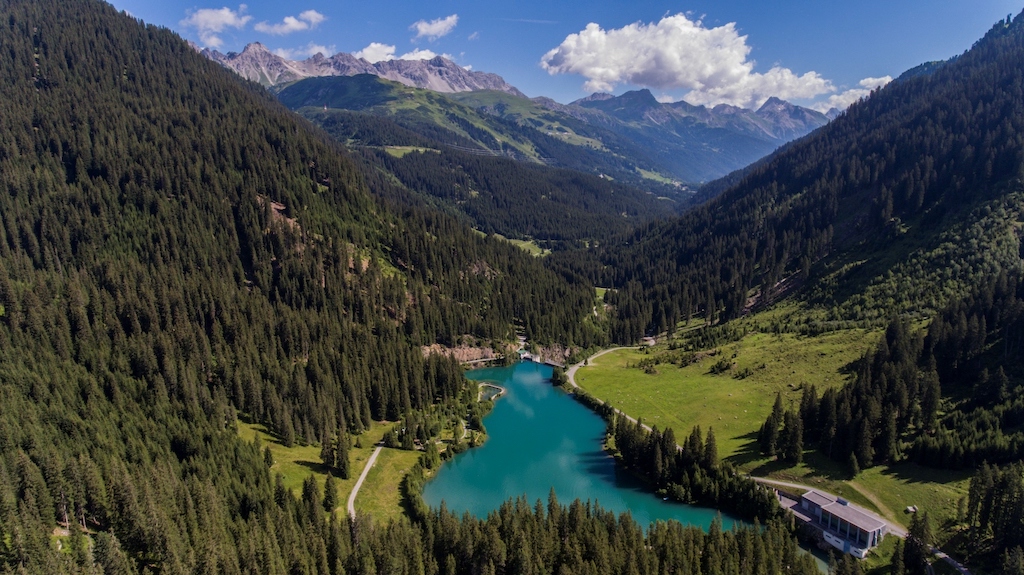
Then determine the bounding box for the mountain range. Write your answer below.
[207,44,830,184]
[201,42,525,96]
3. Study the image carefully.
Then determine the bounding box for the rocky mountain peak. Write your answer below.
[204,44,525,97]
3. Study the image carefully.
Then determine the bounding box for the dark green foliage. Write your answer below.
[891,539,906,575]
[967,463,1024,559]
[550,366,569,387]
[298,109,679,246]
[780,409,804,465]
[612,418,782,521]
[759,393,785,457]
[783,273,1024,471]
[323,474,338,512]
[903,512,933,575]
[1003,547,1024,575]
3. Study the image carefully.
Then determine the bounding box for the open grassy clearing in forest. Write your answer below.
[238,420,403,516]
[483,232,551,257]
[384,145,437,158]
[574,328,877,458]
[353,449,423,522]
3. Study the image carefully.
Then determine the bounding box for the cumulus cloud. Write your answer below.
[352,44,448,63]
[180,4,251,48]
[811,76,893,112]
[273,42,335,59]
[398,48,444,61]
[255,9,325,35]
[540,14,832,109]
[411,14,458,41]
[354,42,396,63]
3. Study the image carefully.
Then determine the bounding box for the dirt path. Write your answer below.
[347,445,383,518]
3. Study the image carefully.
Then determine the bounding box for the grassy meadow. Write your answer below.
[237,419,406,516]
[574,328,877,457]
[574,319,972,530]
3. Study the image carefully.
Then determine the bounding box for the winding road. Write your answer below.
[347,445,383,518]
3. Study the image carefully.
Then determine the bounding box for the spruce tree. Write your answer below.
[323,474,338,512]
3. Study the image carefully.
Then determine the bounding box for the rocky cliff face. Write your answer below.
[202,43,526,96]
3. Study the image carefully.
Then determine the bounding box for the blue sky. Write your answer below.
[110,0,1021,109]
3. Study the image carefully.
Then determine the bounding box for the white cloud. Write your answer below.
[810,76,893,113]
[468,32,479,41]
[354,42,396,63]
[255,9,325,35]
[398,48,442,61]
[411,14,458,41]
[180,5,251,49]
[273,42,335,59]
[540,14,832,109]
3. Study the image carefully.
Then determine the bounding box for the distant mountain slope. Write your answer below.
[203,42,526,96]
[277,75,694,203]
[526,89,829,183]
[451,88,828,184]
[550,12,1024,342]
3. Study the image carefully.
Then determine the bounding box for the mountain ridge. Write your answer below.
[202,42,526,96]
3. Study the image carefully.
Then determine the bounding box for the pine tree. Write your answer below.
[323,473,338,512]
[781,410,803,464]
[703,427,719,469]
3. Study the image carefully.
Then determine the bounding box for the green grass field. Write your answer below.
[353,448,423,522]
[575,329,877,457]
[237,419,404,516]
[384,146,437,158]
[508,238,550,257]
[575,320,975,537]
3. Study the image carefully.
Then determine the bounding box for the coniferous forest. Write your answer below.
[5,0,1024,573]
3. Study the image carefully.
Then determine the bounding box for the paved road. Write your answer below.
[347,445,383,518]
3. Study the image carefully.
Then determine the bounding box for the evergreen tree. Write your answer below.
[323,473,338,512]
[903,512,933,575]
[781,409,804,464]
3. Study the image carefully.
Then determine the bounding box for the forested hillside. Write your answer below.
[297,106,680,245]
[0,0,608,571]
[551,12,1024,343]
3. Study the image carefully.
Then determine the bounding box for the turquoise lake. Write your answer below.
[422,361,743,529]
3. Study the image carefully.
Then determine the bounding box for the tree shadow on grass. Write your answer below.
[726,430,764,468]
[872,461,972,486]
[294,459,331,475]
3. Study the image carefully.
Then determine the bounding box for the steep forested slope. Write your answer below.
[553,12,1024,342]
[0,0,609,571]
[297,106,680,245]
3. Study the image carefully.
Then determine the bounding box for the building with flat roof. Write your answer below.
[800,490,887,558]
